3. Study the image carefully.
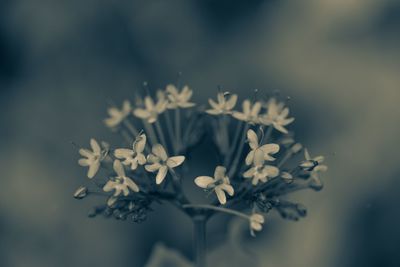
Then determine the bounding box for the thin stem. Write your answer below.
[164,111,177,153]
[143,121,158,146]
[225,120,243,166]
[260,125,273,144]
[193,216,206,267]
[155,120,168,154]
[122,119,140,137]
[175,108,181,152]
[183,204,250,220]
[228,124,250,177]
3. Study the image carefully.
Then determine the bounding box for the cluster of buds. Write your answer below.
[74,83,327,236]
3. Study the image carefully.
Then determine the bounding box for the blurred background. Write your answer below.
[1,0,400,266]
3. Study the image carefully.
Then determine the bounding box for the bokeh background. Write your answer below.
[1,0,400,266]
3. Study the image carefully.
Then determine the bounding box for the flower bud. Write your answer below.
[73,186,88,199]
[291,143,303,154]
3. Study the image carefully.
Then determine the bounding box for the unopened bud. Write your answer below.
[309,176,323,191]
[291,143,303,154]
[107,196,118,207]
[281,172,294,183]
[73,186,88,199]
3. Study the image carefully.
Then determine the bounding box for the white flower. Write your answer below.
[243,165,279,185]
[260,98,294,134]
[78,138,105,178]
[145,144,185,184]
[232,100,262,124]
[104,100,131,128]
[103,160,139,196]
[245,129,280,166]
[249,213,265,236]
[114,134,147,170]
[300,149,328,177]
[133,96,168,124]
[194,166,234,205]
[166,84,196,109]
[206,92,238,115]
[243,148,279,185]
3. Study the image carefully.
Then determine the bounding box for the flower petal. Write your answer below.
[167,156,185,168]
[90,139,101,154]
[245,150,255,166]
[136,154,147,165]
[103,180,116,192]
[134,134,147,152]
[264,165,279,178]
[125,177,139,192]
[243,167,256,178]
[225,94,238,110]
[114,148,134,159]
[242,100,251,115]
[145,163,161,172]
[260,143,280,155]
[78,158,89,166]
[87,161,100,178]
[253,149,265,166]
[247,129,259,149]
[219,184,234,196]
[79,148,91,158]
[156,166,168,184]
[152,144,168,161]
[113,160,125,177]
[133,108,151,119]
[215,187,227,205]
[214,166,227,180]
[194,176,215,188]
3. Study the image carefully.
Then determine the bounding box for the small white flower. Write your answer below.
[103,160,139,196]
[245,129,280,166]
[194,166,234,205]
[243,165,279,185]
[300,149,326,169]
[281,171,294,183]
[114,134,147,170]
[232,100,262,124]
[78,138,106,178]
[249,213,265,236]
[104,100,131,128]
[206,92,238,115]
[133,96,168,124]
[166,84,196,109]
[300,149,328,178]
[243,148,279,185]
[260,98,294,134]
[145,144,185,184]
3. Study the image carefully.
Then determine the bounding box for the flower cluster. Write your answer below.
[74,84,327,237]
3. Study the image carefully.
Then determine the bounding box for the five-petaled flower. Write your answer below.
[114,134,147,170]
[194,166,234,205]
[206,92,238,115]
[300,149,328,177]
[78,138,105,178]
[243,146,279,185]
[245,129,280,166]
[133,96,168,124]
[260,98,294,134]
[166,84,196,109]
[232,100,262,124]
[104,100,131,128]
[103,160,139,196]
[145,144,185,184]
[249,213,265,237]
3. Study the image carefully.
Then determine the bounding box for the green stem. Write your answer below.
[193,216,207,267]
